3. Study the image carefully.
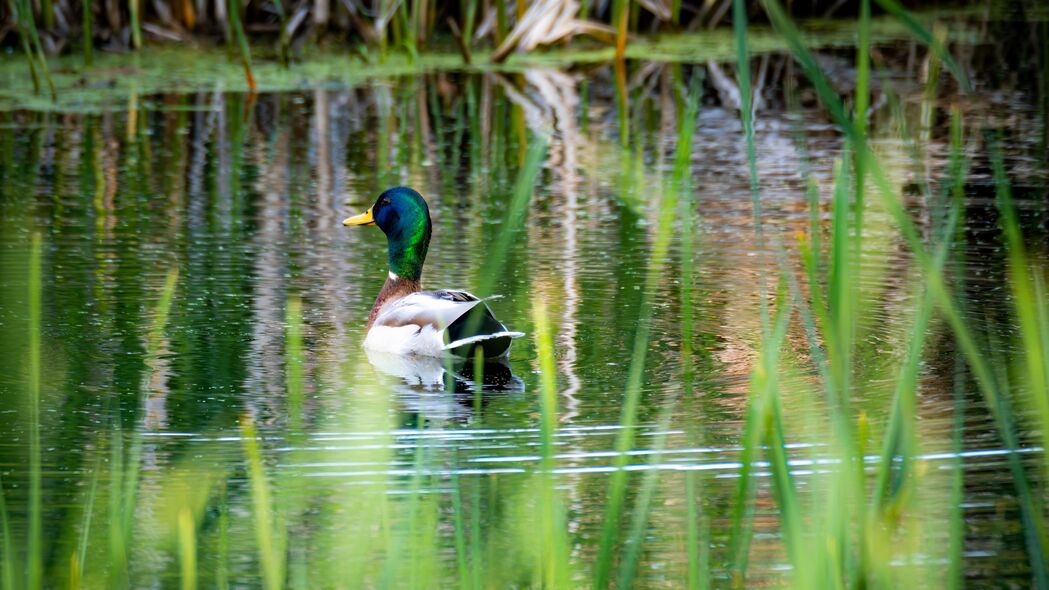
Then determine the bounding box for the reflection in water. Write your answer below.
[366,349,525,423]
[366,348,525,394]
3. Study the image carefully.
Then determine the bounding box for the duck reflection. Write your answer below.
[365,349,524,423]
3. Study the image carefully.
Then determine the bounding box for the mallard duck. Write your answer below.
[344,187,524,359]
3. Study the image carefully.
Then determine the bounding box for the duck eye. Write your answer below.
[381,197,391,205]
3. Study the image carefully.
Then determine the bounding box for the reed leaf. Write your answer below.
[129,0,142,49]
[178,507,197,590]
[240,417,285,590]
[763,0,1049,583]
[82,0,93,66]
[990,137,1049,471]
[593,110,679,590]
[226,0,256,91]
[285,297,304,434]
[532,297,571,588]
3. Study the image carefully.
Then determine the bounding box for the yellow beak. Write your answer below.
[343,207,375,226]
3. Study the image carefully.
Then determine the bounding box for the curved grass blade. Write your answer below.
[761,0,1048,582]
[593,121,680,590]
[872,0,971,92]
[616,76,701,590]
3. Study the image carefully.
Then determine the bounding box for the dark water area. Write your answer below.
[1,18,1048,588]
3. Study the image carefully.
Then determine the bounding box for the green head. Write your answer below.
[343,187,432,281]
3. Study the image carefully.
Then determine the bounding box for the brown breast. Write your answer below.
[366,276,422,329]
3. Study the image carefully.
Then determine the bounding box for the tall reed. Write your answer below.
[0,469,14,590]
[28,232,42,590]
[613,0,629,59]
[592,87,682,590]
[178,507,197,590]
[531,297,571,588]
[240,416,285,590]
[9,0,55,99]
[129,0,142,49]
[8,0,39,91]
[285,296,304,433]
[727,1,771,578]
[272,0,290,65]
[226,0,256,91]
[82,0,92,66]
[991,138,1049,474]
[763,0,1048,585]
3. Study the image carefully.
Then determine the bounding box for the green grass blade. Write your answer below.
[272,0,290,65]
[534,298,558,467]
[178,507,197,590]
[872,0,971,91]
[532,297,571,588]
[616,77,701,590]
[9,0,40,93]
[75,452,103,582]
[733,0,769,334]
[684,471,710,590]
[593,134,679,590]
[947,352,965,590]
[129,0,142,49]
[81,0,93,66]
[19,0,56,100]
[754,281,804,572]
[613,0,628,59]
[828,147,854,408]
[474,138,545,299]
[147,268,179,357]
[240,417,284,590]
[285,297,304,434]
[0,470,15,590]
[852,0,869,359]
[227,0,256,91]
[764,1,1049,579]
[450,475,471,590]
[108,428,128,586]
[990,137,1049,471]
[614,59,629,148]
[28,232,42,590]
[872,109,965,513]
[727,4,775,580]
[728,389,761,582]
[494,0,506,45]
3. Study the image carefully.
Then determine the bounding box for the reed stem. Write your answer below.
[129,0,142,49]
[613,0,628,59]
[178,508,197,590]
[28,232,42,590]
[82,0,93,66]
[240,416,284,590]
[226,0,256,91]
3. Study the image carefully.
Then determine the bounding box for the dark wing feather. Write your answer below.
[430,289,479,303]
[444,301,516,358]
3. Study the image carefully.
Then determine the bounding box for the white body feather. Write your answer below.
[363,291,523,358]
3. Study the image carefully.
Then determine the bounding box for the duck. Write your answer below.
[343,187,524,359]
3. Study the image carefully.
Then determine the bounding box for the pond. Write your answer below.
[1,13,1048,589]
